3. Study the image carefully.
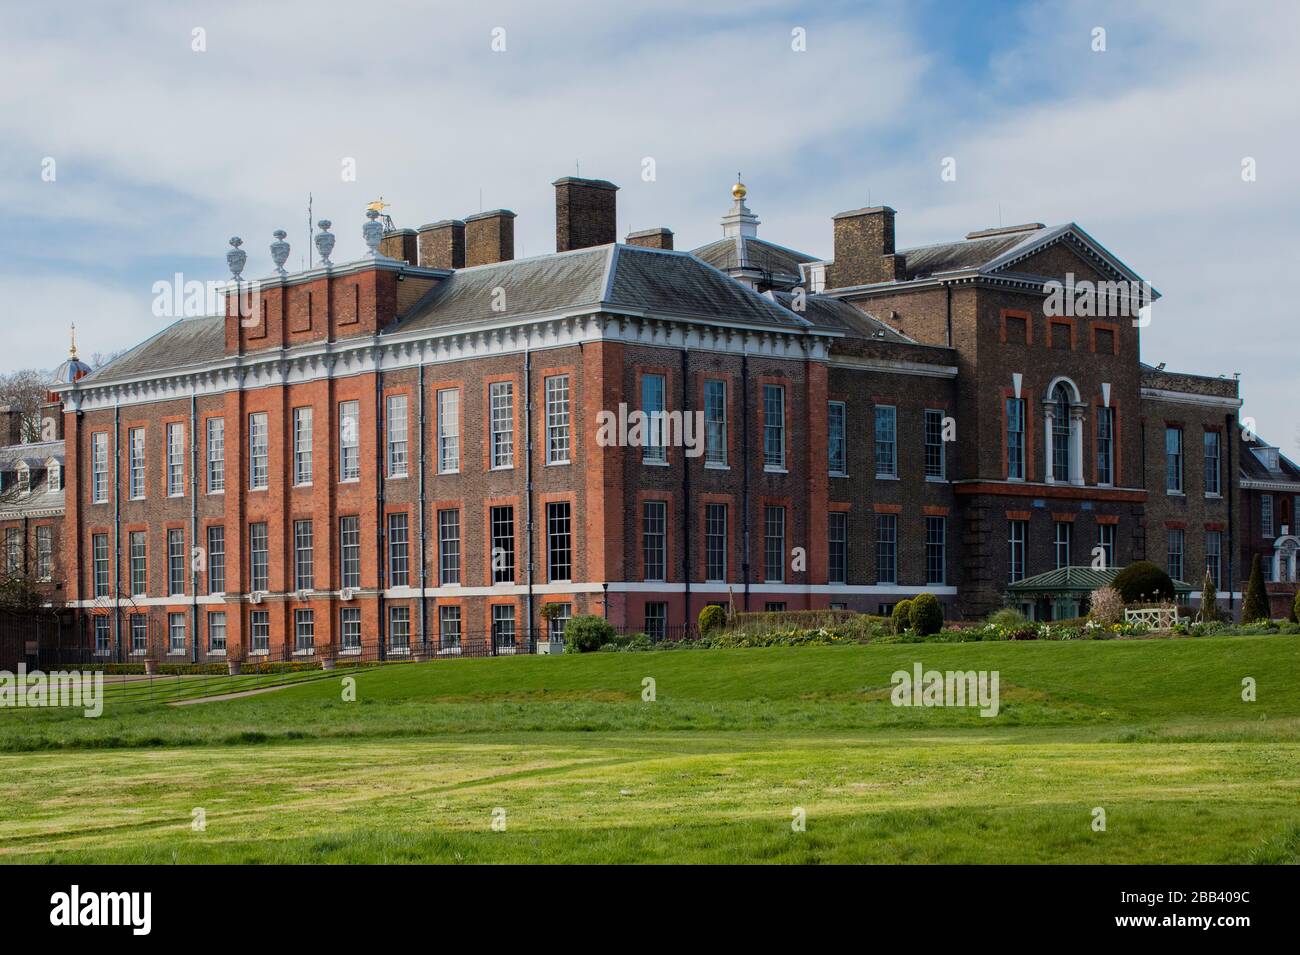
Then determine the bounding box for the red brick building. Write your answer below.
[22,175,1292,661]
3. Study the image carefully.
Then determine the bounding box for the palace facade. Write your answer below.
[3,175,1297,659]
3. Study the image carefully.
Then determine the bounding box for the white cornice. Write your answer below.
[1140,387,1242,410]
[828,355,958,379]
[59,312,834,413]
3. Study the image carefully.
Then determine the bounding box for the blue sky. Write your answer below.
[1,0,1296,449]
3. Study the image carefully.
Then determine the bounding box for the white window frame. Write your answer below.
[293,407,313,486]
[643,374,668,465]
[828,400,846,476]
[166,422,184,497]
[249,413,269,490]
[489,382,514,470]
[206,417,225,493]
[545,375,571,466]
[91,432,108,503]
[128,427,145,499]
[874,405,897,478]
[386,394,409,478]
[704,379,727,468]
[339,401,360,482]
[763,384,786,471]
[437,388,460,474]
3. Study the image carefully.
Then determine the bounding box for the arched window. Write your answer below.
[1051,383,1072,482]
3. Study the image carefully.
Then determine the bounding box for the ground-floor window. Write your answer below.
[295,609,314,652]
[208,612,226,653]
[1008,521,1027,583]
[1167,528,1185,582]
[250,610,270,653]
[764,601,786,613]
[130,614,147,655]
[439,605,462,650]
[340,607,361,651]
[492,604,516,650]
[644,602,667,640]
[389,606,411,653]
[547,603,572,640]
[168,613,186,654]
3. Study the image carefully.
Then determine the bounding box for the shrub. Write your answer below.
[909,593,944,636]
[697,604,726,635]
[891,599,914,634]
[1241,554,1270,624]
[1113,560,1175,604]
[987,607,1027,628]
[563,615,616,653]
[1088,586,1125,626]
[1293,590,1300,626]
[1199,571,1220,623]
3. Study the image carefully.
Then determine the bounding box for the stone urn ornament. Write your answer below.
[226,236,246,281]
[315,219,335,267]
[270,229,290,277]
[362,208,384,257]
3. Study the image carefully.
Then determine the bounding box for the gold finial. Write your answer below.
[731,173,747,201]
[366,197,389,213]
[69,323,78,360]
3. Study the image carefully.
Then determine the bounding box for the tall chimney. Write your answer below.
[39,400,64,441]
[464,210,516,266]
[829,206,902,288]
[0,405,24,446]
[553,177,618,251]
[625,227,674,251]
[379,228,418,265]
[417,220,466,269]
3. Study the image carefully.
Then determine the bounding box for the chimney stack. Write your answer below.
[625,227,674,251]
[378,228,418,265]
[829,206,902,288]
[417,220,466,270]
[0,405,25,447]
[553,177,618,252]
[464,210,516,266]
[39,400,64,441]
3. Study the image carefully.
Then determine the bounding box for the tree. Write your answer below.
[1200,571,1219,623]
[1088,586,1124,626]
[562,615,616,653]
[1112,560,1175,604]
[0,369,50,443]
[1241,554,1270,623]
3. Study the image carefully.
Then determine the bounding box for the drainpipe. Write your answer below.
[741,353,751,612]
[376,358,386,661]
[417,360,427,652]
[524,348,535,648]
[680,345,691,629]
[944,281,953,347]
[190,395,199,664]
[1226,412,1236,612]
[112,405,121,660]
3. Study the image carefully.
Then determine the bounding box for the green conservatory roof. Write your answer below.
[1007,566,1193,597]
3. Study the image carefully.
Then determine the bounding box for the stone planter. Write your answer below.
[144,659,159,675]
[320,657,336,671]
[412,649,428,663]
[227,660,243,676]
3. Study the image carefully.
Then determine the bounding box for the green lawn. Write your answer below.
[2,636,1299,863]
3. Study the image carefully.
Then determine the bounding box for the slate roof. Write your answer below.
[393,244,809,334]
[765,291,913,342]
[0,439,65,516]
[690,236,818,284]
[898,231,1037,280]
[77,315,225,386]
[1240,432,1300,485]
[1008,565,1193,595]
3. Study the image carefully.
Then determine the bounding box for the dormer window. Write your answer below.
[47,461,61,492]
[15,463,29,494]
[1252,446,1281,472]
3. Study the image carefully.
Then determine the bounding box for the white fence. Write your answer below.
[1124,605,1179,629]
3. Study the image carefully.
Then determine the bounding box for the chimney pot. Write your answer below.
[553,177,618,252]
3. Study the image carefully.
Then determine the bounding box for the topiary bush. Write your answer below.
[563,614,616,653]
[891,599,914,634]
[909,592,944,636]
[1199,571,1220,623]
[1112,560,1175,604]
[1292,590,1300,626]
[1241,554,1270,624]
[697,604,726,636]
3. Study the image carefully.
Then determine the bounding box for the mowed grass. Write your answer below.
[2,636,1299,863]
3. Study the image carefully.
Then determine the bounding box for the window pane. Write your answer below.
[643,375,666,464]
[438,388,460,473]
[705,380,727,466]
[386,395,408,477]
[643,501,666,581]
[545,376,571,465]
[490,382,514,468]
[764,385,785,469]
[874,406,896,477]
